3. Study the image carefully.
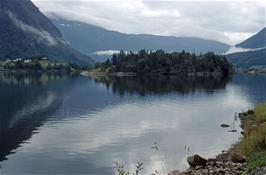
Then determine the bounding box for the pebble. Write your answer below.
[182,159,246,175]
[249,167,266,175]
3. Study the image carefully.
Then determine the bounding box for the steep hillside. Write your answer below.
[236,28,266,49]
[227,28,266,69]
[51,17,230,61]
[0,0,94,65]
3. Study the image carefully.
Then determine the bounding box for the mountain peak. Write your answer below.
[236,28,266,49]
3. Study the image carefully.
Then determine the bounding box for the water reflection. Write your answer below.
[0,73,72,85]
[0,74,265,175]
[230,74,266,104]
[0,74,72,161]
[92,76,230,96]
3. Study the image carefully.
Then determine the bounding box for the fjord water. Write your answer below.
[0,74,266,175]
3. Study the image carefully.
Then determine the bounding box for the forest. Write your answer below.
[94,50,234,77]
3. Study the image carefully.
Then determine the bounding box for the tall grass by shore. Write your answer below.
[239,103,266,173]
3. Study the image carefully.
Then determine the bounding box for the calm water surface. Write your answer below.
[0,74,266,175]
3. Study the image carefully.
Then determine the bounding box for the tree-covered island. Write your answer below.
[92,50,234,77]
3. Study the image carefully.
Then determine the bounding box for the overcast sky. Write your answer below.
[32,0,265,45]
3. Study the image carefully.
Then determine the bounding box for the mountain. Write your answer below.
[50,17,230,61]
[0,0,94,65]
[236,28,266,49]
[226,48,266,69]
[226,28,266,69]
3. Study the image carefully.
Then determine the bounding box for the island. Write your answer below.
[90,50,234,77]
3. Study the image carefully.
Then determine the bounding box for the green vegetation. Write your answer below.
[94,50,234,77]
[113,162,143,175]
[0,57,86,73]
[239,103,266,173]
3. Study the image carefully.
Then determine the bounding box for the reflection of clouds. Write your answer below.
[29,102,184,152]
[221,85,252,109]
[2,75,258,175]
[8,93,57,129]
[11,85,250,174]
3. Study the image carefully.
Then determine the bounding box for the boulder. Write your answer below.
[187,154,207,167]
[221,124,230,128]
[229,152,246,163]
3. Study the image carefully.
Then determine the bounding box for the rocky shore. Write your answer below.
[167,152,247,175]
[169,109,266,175]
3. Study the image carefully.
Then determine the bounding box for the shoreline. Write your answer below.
[169,107,266,175]
[81,70,233,78]
[0,69,82,75]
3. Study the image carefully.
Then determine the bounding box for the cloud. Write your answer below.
[225,46,266,54]
[7,10,58,46]
[92,50,121,56]
[32,0,265,45]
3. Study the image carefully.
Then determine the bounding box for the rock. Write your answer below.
[168,170,182,175]
[202,169,208,174]
[250,167,266,175]
[187,155,207,167]
[228,129,237,132]
[247,110,254,114]
[183,153,246,175]
[215,161,223,167]
[221,124,230,128]
[229,152,246,163]
[195,165,202,170]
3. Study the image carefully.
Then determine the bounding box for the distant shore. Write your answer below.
[244,68,266,75]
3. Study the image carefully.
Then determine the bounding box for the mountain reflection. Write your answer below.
[0,74,69,161]
[92,76,231,96]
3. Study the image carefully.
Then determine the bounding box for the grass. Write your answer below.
[113,162,143,175]
[239,103,266,173]
[254,103,266,123]
[245,151,266,173]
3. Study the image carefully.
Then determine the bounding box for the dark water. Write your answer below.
[0,73,266,175]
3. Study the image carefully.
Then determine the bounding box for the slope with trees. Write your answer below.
[226,28,266,70]
[0,0,94,65]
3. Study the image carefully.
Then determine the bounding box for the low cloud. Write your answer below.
[226,46,266,54]
[7,11,57,46]
[92,50,121,56]
[33,0,265,45]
